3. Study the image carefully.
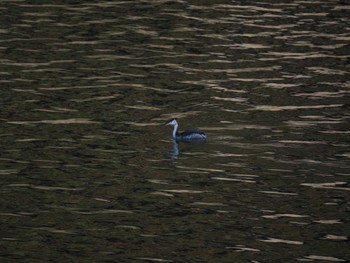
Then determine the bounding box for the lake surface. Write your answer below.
[1,0,349,262]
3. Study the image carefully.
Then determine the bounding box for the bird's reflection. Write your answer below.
[170,140,179,160]
[169,140,207,160]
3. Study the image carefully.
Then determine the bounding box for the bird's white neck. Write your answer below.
[172,123,178,139]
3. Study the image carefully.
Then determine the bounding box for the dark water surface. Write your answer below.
[1,0,349,262]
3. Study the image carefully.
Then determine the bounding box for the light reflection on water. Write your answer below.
[1,0,349,262]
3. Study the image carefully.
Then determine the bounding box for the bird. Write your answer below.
[165,118,207,142]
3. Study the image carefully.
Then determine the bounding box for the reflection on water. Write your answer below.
[170,141,179,160]
[169,140,208,160]
[1,0,349,262]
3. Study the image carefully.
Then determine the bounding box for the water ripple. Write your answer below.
[7,118,99,125]
[260,237,303,245]
[1,0,349,261]
[303,255,346,262]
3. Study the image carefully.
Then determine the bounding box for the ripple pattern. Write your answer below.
[1,0,349,262]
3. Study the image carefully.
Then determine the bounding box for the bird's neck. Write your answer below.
[172,124,178,139]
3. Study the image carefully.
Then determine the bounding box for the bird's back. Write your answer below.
[176,129,207,142]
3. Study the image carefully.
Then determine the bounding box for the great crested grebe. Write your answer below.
[165,118,207,142]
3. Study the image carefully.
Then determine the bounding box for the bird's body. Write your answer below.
[165,118,207,142]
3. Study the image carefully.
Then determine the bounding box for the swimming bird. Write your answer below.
[165,118,207,142]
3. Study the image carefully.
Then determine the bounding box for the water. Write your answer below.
[1,0,349,262]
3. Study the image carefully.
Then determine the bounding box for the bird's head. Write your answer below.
[165,118,178,126]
